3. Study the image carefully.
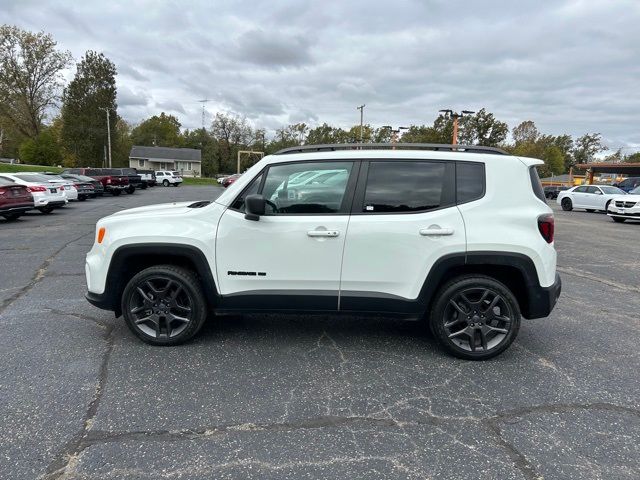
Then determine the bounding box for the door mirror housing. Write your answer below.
[245,194,266,221]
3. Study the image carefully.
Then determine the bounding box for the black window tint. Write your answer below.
[231,173,263,211]
[363,161,446,213]
[529,166,545,202]
[574,186,587,193]
[586,186,599,194]
[456,162,485,203]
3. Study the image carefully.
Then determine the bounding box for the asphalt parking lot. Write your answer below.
[1,186,639,480]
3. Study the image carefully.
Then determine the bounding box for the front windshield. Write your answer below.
[630,186,640,195]
[600,186,625,195]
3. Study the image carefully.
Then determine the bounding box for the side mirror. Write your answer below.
[244,194,266,221]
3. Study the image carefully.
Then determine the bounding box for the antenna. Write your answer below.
[198,99,209,130]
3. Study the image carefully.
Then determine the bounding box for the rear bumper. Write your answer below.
[523,273,562,319]
[0,204,34,214]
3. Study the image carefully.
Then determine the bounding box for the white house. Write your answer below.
[129,146,202,177]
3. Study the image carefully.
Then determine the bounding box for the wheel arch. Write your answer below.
[104,243,217,316]
[420,252,541,319]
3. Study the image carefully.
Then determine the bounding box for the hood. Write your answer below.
[108,201,202,218]
[613,194,640,202]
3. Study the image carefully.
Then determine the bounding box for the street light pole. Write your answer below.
[439,109,474,145]
[100,107,112,168]
[357,104,365,143]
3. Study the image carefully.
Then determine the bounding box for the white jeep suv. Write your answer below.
[86,144,561,360]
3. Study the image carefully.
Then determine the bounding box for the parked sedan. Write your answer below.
[0,173,67,213]
[59,173,104,197]
[607,186,640,223]
[0,177,34,221]
[557,185,626,212]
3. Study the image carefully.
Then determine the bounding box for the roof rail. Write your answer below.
[275,143,509,155]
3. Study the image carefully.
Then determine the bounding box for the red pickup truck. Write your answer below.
[61,168,129,196]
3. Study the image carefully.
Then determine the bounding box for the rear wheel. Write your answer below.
[111,189,121,196]
[561,198,573,211]
[38,206,54,214]
[78,195,87,201]
[429,275,521,360]
[612,217,626,223]
[121,265,208,346]
[126,186,135,194]
[2,213,22,221]
[163,180,169,187]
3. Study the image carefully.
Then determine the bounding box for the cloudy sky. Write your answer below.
[2,0,639,149]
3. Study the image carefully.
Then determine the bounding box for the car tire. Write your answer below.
[38,206,54,214]
[561,198,573,211]
[111,190,121,196]
[163,180,169,187]
[121,265,208,346]
[141,184,148,190]
[586,209,595,213]
[126,186,135,194]
[612,217,626,223]
[79,195,87,201]
[2,213,22,221]
[429,275,521,360]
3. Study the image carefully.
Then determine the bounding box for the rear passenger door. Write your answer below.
[339,160,467,313]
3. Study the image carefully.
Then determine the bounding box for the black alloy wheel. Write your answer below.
[561,198,572,211]
[430,275,520,360]
[122,265,207,345]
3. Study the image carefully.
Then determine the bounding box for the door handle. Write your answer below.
[419,227,454,236]
[307,230,340,237]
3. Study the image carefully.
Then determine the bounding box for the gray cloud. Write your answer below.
[1,0,639,150]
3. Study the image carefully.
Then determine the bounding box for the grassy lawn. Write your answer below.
[182,177,221,186]
[0,163,62,173]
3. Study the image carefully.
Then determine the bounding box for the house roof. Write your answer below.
[129,146,201,162]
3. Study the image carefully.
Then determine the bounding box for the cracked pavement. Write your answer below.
[0,187,638,479]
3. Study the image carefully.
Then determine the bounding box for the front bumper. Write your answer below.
[607,205,640,219]
[523,273,562,319]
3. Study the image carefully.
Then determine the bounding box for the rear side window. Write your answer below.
[363,161,451,213]
[529,167,545,202]
[456,162,485,204]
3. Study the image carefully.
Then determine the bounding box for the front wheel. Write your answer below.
[612,217,626,223]
[561,198,573,211]
[121,265,208,346]
[429,275,521,360]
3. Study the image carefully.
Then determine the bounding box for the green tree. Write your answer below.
[18,127,62,165]
[61,51,118,166]
[573,133,607,164]
[130,112,183,148]
[399,125,442,143]
[624,152,640,163]
[540,145,564,177]
[305,123,347,145]
[210,112,252,173]
[183,128,218,176]
[511,120,539,145]
[458,108,508,146]
[112,118,133,167]
[0,25,72,138]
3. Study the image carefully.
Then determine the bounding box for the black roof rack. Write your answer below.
[275,143,509,155]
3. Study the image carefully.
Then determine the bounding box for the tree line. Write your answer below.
[1,25,638,178]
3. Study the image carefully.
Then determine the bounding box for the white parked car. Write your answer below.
[0,173,67,213]
[39,173,79,201]
[607,185,640,223]
[155,171,183,187]
[557,184,626,212]
[85,144,561,360]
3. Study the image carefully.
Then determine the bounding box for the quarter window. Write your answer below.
[456,162,485,203]
[262,161,353,214]
[362,161,449,213]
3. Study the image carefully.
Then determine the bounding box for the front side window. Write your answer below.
[262,161,353,214]
[586,186,600,194]
[363,161,449,213]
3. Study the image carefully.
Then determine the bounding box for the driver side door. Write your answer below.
[215,160,358,311]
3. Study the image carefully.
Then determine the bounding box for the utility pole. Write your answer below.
[100,107,112,168]
[438,109,475,145]
[357,104,365,143]
[198,99,209,130]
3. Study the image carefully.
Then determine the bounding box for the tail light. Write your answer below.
[106,177,112,184]
[538,214,554,243]
[28,186,47,192]
[59,185,65,191]
[0,187,6,196]
[72,184,78,190]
